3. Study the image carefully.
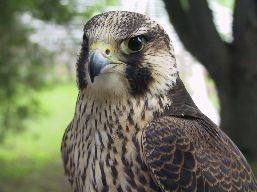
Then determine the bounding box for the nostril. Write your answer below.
[105,49,110,56]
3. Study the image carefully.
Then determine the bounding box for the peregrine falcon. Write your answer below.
[61,11,257,192]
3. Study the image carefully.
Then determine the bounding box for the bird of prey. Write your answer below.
[61,11,257,192]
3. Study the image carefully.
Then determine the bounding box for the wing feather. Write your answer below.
[140,116,257,192]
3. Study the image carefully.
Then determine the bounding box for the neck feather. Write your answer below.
[74,89,172,134]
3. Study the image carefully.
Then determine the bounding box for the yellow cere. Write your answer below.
[90,41,115,54]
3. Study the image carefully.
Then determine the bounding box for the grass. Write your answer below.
[0,82,78,192]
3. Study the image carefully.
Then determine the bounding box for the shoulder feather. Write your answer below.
[140,116,257,192]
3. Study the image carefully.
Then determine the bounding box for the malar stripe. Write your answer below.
[77,43,88,89]
[125,66,153,96]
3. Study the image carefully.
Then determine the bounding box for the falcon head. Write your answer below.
[77,11,178,100]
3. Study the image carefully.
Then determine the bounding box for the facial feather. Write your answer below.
[76,11,178,100]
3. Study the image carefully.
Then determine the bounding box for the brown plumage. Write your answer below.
[61,11,257,192]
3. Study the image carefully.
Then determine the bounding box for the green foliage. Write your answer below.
[0,0,75,24]
[0,18,53,134]
[29,0,76,23]
[0,0,76,138]
[0,83,77,192]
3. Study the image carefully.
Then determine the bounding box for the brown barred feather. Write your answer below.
[61,11,257,192]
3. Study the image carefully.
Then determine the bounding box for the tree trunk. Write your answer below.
[163,0,257,161]
[220,84,257,160]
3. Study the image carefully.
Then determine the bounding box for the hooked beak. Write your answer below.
[88,49,110,83]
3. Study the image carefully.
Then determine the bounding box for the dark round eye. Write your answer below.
[128,36,144,52]
[121,35,146,54]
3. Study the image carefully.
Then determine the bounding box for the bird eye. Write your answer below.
[121,35,146,54]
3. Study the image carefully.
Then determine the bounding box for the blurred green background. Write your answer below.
[0,0,115,191]
[0,0,256,191]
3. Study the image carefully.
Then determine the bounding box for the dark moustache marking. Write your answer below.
[124,51,144,67]
[126,66,153,96]
[77,33,89,89]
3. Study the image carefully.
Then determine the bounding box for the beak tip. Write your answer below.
[88,50,110,83]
